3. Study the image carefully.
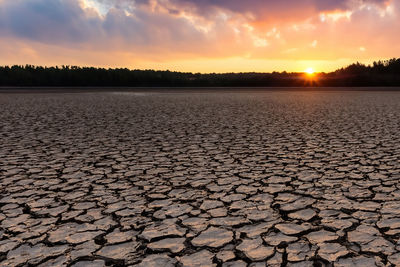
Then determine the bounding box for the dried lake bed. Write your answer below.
[1,89,400,266]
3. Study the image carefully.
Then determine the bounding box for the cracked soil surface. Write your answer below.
[1,89,400,266]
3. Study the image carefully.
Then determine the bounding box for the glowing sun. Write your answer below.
[305,67,315,75]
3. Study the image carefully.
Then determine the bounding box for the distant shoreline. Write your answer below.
[1,87,400,94]
[2,60,400,88]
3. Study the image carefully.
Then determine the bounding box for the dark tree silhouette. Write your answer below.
[1,59,400,87]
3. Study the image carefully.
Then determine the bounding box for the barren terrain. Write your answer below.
[1,90,400,266]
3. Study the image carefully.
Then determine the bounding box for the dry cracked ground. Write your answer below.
[1,89,400,267]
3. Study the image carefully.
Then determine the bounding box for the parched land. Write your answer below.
[1,89,400,266]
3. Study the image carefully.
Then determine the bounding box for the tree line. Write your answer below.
[1,58,400,87]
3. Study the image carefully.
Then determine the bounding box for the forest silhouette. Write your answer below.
[1,58,400,87]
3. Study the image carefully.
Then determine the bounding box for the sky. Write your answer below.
[0,0,398,73]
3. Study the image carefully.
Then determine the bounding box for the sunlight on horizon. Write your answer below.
[305,67,315,75]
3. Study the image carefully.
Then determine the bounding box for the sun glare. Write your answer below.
[305,67,315,75]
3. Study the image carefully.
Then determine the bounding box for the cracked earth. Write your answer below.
[1,90,400,266]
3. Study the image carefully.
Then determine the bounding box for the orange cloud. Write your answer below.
[0,0,398,72]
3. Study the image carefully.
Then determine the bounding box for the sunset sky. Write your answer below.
[0,0,398,73]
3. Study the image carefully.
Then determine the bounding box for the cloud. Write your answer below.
[134,0,390,23]
[0,0,103,44]
[0,0,398,72]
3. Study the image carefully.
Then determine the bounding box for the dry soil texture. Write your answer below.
[1,90,400,266]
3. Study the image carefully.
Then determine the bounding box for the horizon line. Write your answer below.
[1,58,397,75]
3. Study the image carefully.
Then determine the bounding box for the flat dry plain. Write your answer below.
[1,89,400,267]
